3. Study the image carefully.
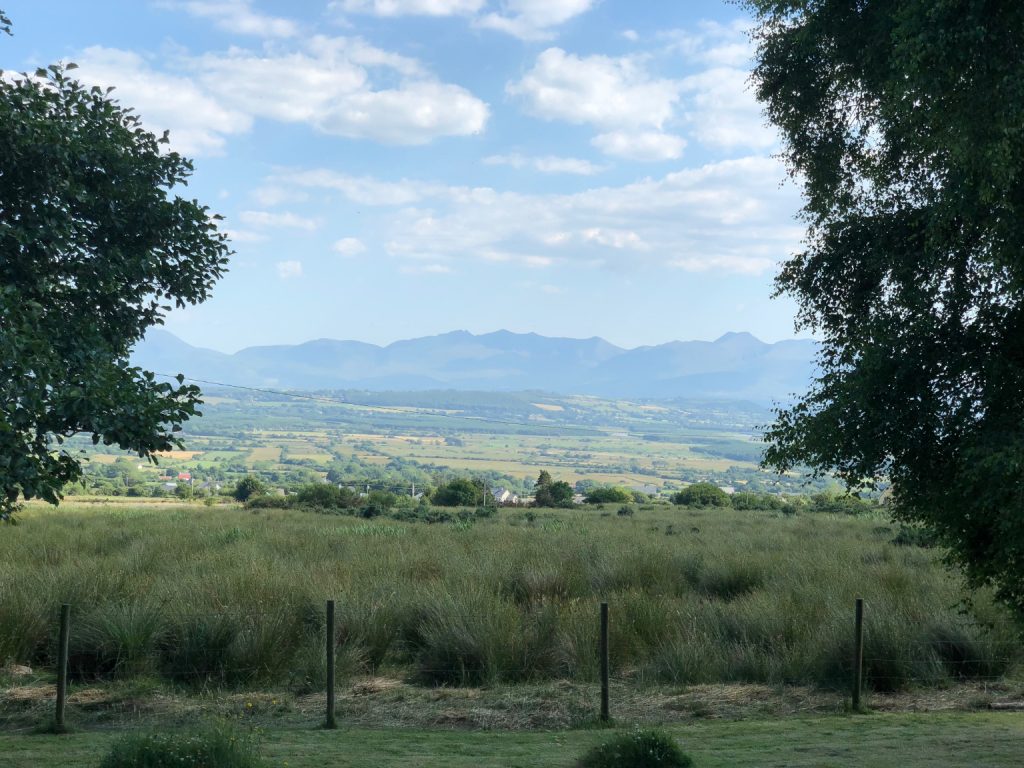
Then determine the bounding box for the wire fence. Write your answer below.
[4,598,1023,733]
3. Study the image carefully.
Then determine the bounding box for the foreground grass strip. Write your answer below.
[1,713,1022,767]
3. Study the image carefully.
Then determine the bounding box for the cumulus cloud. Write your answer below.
[483,153,605,175]
[332,0,485,15]
[69,35,488,155]
[591,131,685,161]
[194,36,487,144]
[476,0,596,40]
[72,46,251,156]
[240,210,320,231]
[160,0,299,38]
[333,0,594,38]
[507,48,685,161]
[276,260,304,278]
[259,154,799,276]
[333,237,367,257]
[679,67,774,150]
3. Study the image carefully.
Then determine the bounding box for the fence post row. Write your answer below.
[55,603,71,732]
[852,597,864,711]
[326,599,337,729]
[599,601,609,723]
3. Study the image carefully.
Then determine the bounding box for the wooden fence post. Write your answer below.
[325,599,337,729]
[852,597,864,711]
[55,603,71,732]
[599,602,609,722]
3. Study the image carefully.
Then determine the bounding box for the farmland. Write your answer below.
[66,388,826,499]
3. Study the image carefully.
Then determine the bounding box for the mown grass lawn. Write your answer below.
[2,713,1022,767]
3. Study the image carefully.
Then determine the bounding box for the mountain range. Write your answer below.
[131,329,818,403]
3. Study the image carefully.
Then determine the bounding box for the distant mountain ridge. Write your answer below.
[132,329,818,403]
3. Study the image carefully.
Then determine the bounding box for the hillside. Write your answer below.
[132,329,818,404]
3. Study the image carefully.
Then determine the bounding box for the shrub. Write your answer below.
[99,725,263,768]
[671,483,730,508]
[617,505,635,517]
[244,495,290,510]
[232,476,268,503]
[577,729,693,768]
[293,483,360,511]
[432,478,485,507]
[730,492,787,511]
[807,492,874,515]
[585,486,634,504]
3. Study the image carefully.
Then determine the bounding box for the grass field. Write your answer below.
[2,713,1023,767]
[1,502,1019,696]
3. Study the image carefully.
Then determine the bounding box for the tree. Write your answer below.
[671,483,730,509]
[745,2,1024,614]
[233,476,267,503]
[534,472,574,508]
[431,477,485,507]
[0,13,229,522]
[584,486,634,504]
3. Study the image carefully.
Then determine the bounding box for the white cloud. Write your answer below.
[196,37,488,144]
[477,0,596,40]
[240,210,319,231]
[591,131,685,161]
[664,20,754,68]
[400,263,452,274]
[680,67,774,150]
[271,169,438,206]
[621,29,639,42]
[276,260,304,278]
[71,36,488,154]
[161,0,298,38]
[581,228,648,250]
[332,0,485,16]
[507,48,683,161]
[483,153,605,175]
[333,237,367,257]
[508,48,679,129]
[223,228,267,243]
[364,156,802,274]
[72,46,251,156]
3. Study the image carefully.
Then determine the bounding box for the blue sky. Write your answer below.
[3,0,807,352]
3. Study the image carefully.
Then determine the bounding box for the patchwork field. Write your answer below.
[68,389,813,499]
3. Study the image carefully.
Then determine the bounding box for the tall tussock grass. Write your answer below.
[1,503,1020,692]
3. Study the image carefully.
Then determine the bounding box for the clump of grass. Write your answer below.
[98,724,263,768]
[71,601,165,680]
[160,613,240,685]
[576,728,693,768]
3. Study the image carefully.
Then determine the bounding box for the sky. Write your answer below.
[2,0,808,353]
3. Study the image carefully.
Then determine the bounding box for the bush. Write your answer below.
[293,483,360,510]
[807,492,874,515]
[99,725,263,768]
[672,483,730,508]
[232,476,268,503]
[617,505,635,517]
[244,495,291,510]
[585,486,634,504]
[432,478,485,507]
[577,729,693,768]
[730,492,786,511]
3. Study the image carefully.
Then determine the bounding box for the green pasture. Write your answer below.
[2,713,1022,767]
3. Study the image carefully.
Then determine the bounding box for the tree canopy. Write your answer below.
[0,14,230,521]
[746,1,1024,614]
[671,483,730,509]
[534,471,574,508]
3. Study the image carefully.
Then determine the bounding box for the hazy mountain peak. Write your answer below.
[133,329,817,403]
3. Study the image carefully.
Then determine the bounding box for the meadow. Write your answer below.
[1,500,1019,705]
